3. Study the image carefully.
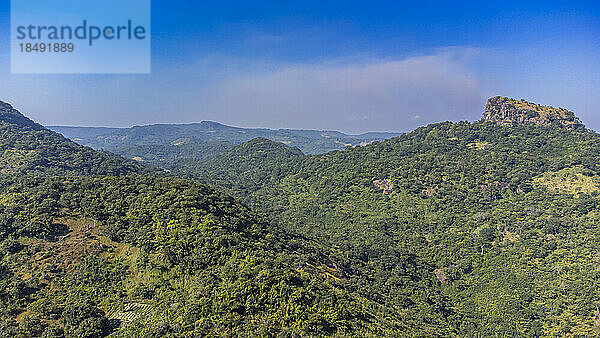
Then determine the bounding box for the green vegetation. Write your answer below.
[112,141,234,168]
[534,165,600,195]
[1,176,451,336]
[0,102,145,178]
[0,101,453,336]
[187,138,305,198]
[188,121,600,336]
[50,121,402,155]
[4,98,600,336]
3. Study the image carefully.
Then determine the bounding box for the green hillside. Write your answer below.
[1,176,454,336]
[112,141,234,168]
[183,138,305,199]
[186,103,600,336]
[0,101,145,177]
[6,97,600,336]
[0,102,455,336]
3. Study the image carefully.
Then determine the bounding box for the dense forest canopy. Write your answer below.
[0,101,146,178]
[2,175,453,336]
[111,141,235,170]
[161,99,600,336]
[2,97,600,336]
[0,101,455,336]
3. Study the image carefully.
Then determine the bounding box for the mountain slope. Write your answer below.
[188,138,305,199]
[45,126,124,141]
[2,176,454,336]
[0,101,145,177]
[202,98,600,336]
[0,101,457,336]
[49,121,403,155]
[112,141,234,168]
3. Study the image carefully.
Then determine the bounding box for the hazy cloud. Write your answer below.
[200,48,485,133]
[4,45,598,133]
[0,47,497,133]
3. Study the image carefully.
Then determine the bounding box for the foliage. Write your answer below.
[112,141,234,168]
[189,121,600,336]
[0,110,145,177]
[0,176,453,336]
[533,165,600,194]
[50,122,401,155]
[6,99,600,336]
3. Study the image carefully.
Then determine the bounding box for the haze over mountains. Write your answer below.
[49,121,403,155]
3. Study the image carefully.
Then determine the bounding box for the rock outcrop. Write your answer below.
[373,179,394,193]
[482,96,583,129]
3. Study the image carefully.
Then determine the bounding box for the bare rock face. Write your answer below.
[434,269,447,285]
[373,179,394,193]
[482,96,583,129]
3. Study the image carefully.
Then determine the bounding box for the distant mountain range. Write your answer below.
[1,100,413,336]
[4,97,600,335]
[49,121,403,155]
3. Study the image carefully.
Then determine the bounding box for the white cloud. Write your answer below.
[198,47,486,132]
[0,47,489,132]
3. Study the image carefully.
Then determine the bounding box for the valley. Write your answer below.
[1,97,600,336]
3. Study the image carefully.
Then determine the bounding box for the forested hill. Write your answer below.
[2,175,456,336]
[111,141,234,169]
[0,101,45,131]
[180,138,305,197]
[0,101,145,177]
[189,98,600,336]
[49,121,403,155]
[6,96,600,336]
[0,101,458,336]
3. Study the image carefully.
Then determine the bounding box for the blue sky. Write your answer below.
[0,0,599,133]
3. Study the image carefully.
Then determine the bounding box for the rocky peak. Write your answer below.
[482,96,583,129]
